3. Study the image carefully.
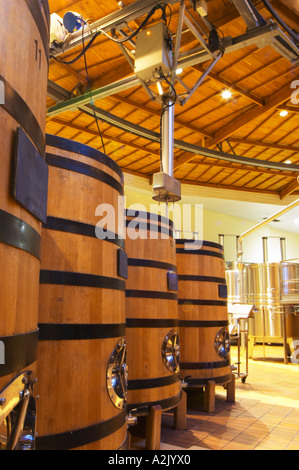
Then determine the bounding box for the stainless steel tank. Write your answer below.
[246,263,283,343]
[280,261,299,362]
[281,262,299,300]
[226,269,245,304]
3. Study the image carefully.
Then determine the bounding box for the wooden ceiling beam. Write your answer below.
[50,117,160,156]
[109,94,213,138]
[228,137,299,153]
[279,178,299,199]
[193,64,264,106]
[178,177,279,195]
[205,82,294,147]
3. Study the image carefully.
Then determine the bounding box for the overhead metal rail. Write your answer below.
[50,0,179,57]
[47,0,299,185]
[47,20,299,118]
[78,102,299,173]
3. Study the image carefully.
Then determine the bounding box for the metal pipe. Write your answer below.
[262,237,268,263]
[161,99,175,177]
[237,199,299,262]
[280,238,286,261]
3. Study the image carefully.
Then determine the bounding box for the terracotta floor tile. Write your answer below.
[151,346,299,452]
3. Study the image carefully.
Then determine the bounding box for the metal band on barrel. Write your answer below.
[40,270,126,291]
[46,154,124,195]
[46,134,124,181]
[0,330,39,377]
[128,374,180,390]
[35,409,127,450]
[38,323,126,341]
[0,76,45,157]
[0,209,41,259]
[44,216,125,249]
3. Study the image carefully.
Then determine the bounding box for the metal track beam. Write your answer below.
[51,0,179,57]
[79,103,299,173]
[47,22,299,117]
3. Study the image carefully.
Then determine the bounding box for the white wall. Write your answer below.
[124,173,299,265]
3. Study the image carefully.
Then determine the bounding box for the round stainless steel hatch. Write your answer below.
[107,337,128,409]
[162,330,180,373]
[215,328,231,359]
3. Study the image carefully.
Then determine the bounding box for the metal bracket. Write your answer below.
[0,371,37,450]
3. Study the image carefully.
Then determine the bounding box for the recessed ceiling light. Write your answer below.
[280,110,288,117]
[176,68,183,75]
[284,160,292,164]
[221,89,232,99]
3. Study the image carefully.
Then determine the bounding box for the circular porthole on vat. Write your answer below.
[107,337,128,410]
[162,330,180,373]
[215,328,231,359]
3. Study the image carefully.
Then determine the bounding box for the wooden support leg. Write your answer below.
[127,431,132,450]
[248,336,255,358]
[146,405,162,450]
[226,373,236,403]
[174,390,187,430]
[204,381,215,413]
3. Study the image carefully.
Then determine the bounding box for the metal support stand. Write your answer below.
[228,304,254,383]
[232,317,249,383]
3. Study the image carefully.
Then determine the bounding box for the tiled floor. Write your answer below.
[132,344,299,451]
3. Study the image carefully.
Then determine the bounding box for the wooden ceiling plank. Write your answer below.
[192,65,264,106]
[279,178,299,199]
[249,67,297,93]
[205,82,295,147]
[50,116,160,156]
[241,109,277,139]
[112,94,213,138]
[228,137,299,153]
[179,178,278,195]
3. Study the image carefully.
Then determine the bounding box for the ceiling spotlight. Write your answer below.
[284,160,292,164]
[221,89,232,100]
[280,110,288,117]
[176,68,183,75]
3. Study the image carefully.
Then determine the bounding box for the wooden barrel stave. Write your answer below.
[0,0,49,403]
[36,136,127,450]
[176,240,231,387]
[125,211,181,413]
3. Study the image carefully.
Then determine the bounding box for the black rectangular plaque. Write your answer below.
[118,248,128,280]
[13,127,48,224]
[167,271,178,292]
[218,284,228,299]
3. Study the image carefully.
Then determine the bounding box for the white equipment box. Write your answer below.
[50,13,67,44]
[134,22,173,82]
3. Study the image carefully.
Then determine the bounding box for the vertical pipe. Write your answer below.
[262,237,268,263]
[161,99,174,178]
[219,234,224,246]
[280,238,286,261]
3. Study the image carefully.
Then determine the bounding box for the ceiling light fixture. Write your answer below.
[284,160,292,164]
[280,110,288,117]
[221,89,232,100]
